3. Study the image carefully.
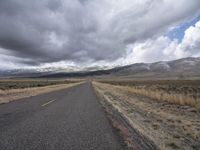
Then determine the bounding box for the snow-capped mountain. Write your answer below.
[113,57,200,78]
[1,57,200,78]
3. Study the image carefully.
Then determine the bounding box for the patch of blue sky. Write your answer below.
[166,14,200,43]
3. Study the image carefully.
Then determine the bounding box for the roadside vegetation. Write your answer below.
[0,78,84,104]
[93,80,200,150]
[96,80,200,108]
[0,78,81,90]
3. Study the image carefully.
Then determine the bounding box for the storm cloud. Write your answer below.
[0,0,200,69]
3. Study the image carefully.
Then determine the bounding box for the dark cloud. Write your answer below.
[0,0,200,67]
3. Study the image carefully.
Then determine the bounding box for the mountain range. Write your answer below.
[1,57,200,79]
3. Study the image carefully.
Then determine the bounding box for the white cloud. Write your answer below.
[1,20,200,71]
[0,0,200,71]
[123,20,200,64]
[0,0,200,68]
[174,21,200,57]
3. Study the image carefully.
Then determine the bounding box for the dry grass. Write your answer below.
[93,81,200,150]
[0,80,84,104]
[122,87,199,108]
[97,80,200,109]
[0,78,82,90]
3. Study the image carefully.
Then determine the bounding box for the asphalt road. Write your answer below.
[0,82,124,150]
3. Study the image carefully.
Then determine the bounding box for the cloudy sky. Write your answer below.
[0,0,200,71]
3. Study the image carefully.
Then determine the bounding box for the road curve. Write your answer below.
[0,82,125,150]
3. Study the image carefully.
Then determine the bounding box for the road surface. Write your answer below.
[0,82,125,150]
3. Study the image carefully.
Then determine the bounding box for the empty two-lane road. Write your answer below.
[0,82,125,150]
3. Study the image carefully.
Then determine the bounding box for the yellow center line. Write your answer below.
[41,99,56,107]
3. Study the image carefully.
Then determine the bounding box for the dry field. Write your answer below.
[93,80,200,150]
[0,78,81,90]
[0,78,84,104]
[96,80,200,108]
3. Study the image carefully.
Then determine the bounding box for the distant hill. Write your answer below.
[1,57,200,79]
[111,57,200,79]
